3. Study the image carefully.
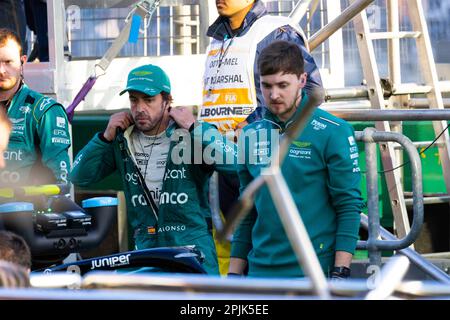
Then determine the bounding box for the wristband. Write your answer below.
[331,266,351,279]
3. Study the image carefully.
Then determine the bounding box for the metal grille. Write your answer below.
[67,3,200,59]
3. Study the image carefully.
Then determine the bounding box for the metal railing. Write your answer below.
[355,128,450,284]
[355,129,424,266]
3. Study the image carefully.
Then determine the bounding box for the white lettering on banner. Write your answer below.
[90,254,131,270]
[159,192,188,205]
[3,150,23,161]
[56,117,66,128]
[0,171,21,183]
[350,153,359,159]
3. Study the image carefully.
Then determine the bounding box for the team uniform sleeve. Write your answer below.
[69,133,117,187]
[230,128,257,259]
[190,121,238,174]
[246,25,323,123]
[36,105,71,185]
[325,123,363,254]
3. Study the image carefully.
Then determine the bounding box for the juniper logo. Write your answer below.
[90,254,131,270]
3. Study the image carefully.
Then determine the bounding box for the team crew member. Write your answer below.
[199,0,323,274]
[229,41,363,278]
[70,64,237,275]
[0,28,71,187]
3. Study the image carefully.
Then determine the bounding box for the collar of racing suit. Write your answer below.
[206,0,267,41]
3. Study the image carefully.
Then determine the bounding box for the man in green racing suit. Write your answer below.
[0,28,70,188]
[70,64,237,274]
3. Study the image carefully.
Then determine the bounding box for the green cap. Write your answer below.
[119,64,171,96]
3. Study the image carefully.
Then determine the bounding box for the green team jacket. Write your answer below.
[69,121,237,274]
[1,83,71,187]
[231,93,363,277]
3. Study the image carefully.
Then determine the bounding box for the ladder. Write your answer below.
[351,0,450,240]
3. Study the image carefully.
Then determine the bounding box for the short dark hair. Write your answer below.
[258,40,305,77]
[161,91,173,104]
[0,28,23,56]
[0,231,31,269]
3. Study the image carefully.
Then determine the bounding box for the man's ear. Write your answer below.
[299,72,307,88]
[20,55,27,65]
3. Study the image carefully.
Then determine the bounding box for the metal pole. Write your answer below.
[356,130,424,250]
[289,0,314,21]
[362,128,382,267]
[323,82,450,101]
[365,255,410,300]
[387,0,401,87]
[265,169,331,299]
[328,109,450,121]
[331,109,450,120]
[359,214,450,284]
[309,0,375,51]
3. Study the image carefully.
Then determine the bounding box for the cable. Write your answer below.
[363,122,450,174]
